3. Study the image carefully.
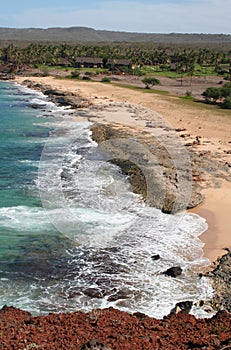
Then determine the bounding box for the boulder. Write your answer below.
[44,89,65,96]
[163,266,183,277]
[29,103,47,109]
[151,254,161,261]
[171,301,193,314]
[83,288,106,298]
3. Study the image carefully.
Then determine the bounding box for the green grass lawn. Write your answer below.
[37,65,109,74]
[141,64,219,78]
[193,64,218,76]
[37,64,71,71]
[37,63,222,80]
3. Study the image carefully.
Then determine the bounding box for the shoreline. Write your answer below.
[196,180,231,263]
[13,76,231,264]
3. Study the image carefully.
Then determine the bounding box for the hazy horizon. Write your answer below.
[0,25,230,36]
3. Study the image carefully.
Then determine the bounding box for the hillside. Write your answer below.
[0,26,231,47]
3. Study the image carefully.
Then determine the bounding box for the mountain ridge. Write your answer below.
[0,26,230,45]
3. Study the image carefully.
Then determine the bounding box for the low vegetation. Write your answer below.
[101,76,111,83]
[202,82,231,108]
[142,77,161,89]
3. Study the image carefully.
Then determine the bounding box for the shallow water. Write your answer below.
[0,81,213,318]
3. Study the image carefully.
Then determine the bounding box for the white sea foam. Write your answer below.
[0,206,53,231]
[0,204,213,317]
[14,83,46,98]
[18,160,40,167]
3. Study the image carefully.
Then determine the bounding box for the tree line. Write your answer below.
[0,43,230,73]
[1,43,231,108]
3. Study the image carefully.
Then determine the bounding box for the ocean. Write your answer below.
[0,81,214,318]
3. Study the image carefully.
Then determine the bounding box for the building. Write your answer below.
[75,57,103,68]
[106,59,131,70]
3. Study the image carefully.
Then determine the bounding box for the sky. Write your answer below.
[0,0,230,34]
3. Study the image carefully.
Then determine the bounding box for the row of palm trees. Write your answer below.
[0,43,230,73]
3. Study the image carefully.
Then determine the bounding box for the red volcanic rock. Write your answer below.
[0,306,230,349]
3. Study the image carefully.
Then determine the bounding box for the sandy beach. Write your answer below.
[196,181,231,262]
[15,76,231,263]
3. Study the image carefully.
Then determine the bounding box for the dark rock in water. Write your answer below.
[44,89,65,96]
[56,97,70,106]
[151,254,161,261]
[81,339,112,350]
[107,288,131,302]
[163,266,182,277]
[29,103,47,109]
[83,288,107,299]
[61,169,72,180]
[33,83,43,89]
[171,301,193,314]
[76,147,90,156]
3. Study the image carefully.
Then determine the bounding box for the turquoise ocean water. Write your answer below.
[0,81,214,318]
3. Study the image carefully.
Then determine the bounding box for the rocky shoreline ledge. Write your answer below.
[0,305,230,349]
[2,78,229,349]
[205,249,231,313]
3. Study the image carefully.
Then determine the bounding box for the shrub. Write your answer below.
[101,76,111,83]
[202,87,221,103]
[221,82,231,97]
[82,76,91,80]
[222,96,231,109]
[84,71,94,76]
[160,64,169,71]
[224,74,231,81]
[132,68,145,76]
[71,71,80,79]
[142,77,161,89]
[202,82,231,108]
